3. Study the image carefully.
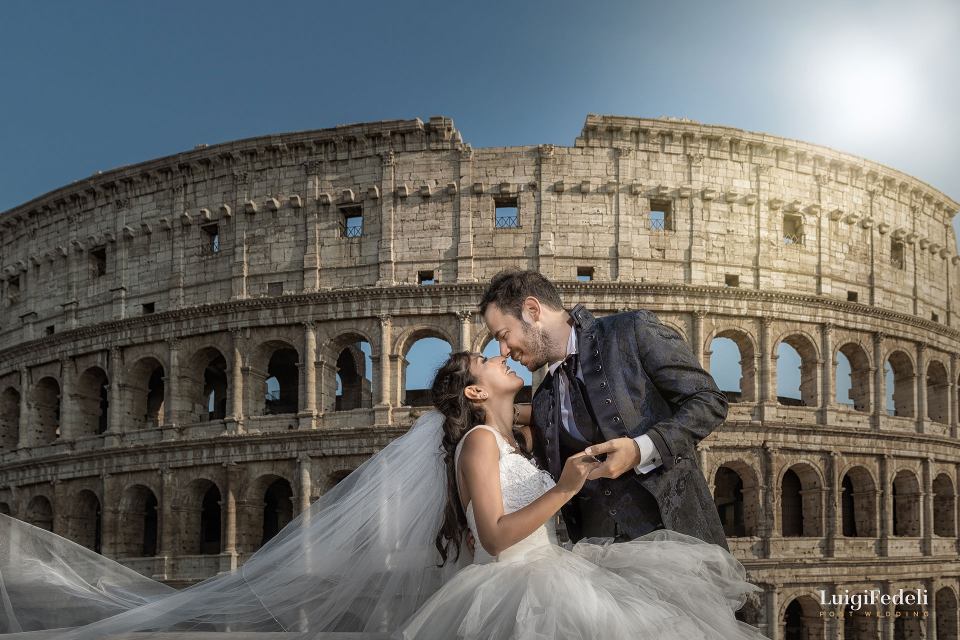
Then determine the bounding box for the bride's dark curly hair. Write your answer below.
[431,351,534,566]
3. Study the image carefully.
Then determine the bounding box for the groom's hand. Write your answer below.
[583,438,643,480]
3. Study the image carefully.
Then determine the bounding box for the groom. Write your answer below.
[479,269,729,550]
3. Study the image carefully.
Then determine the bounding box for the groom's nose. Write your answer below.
[499,341,510,358]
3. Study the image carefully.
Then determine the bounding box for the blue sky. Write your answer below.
[2,0,956,411]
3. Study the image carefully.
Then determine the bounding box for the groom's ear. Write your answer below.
[521,296,541,324]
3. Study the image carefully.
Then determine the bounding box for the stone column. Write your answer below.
[108,347,123,436]
[950,351,958,439]
[759,317,776,419]
[872,332,885,430]
[927,577,938,639]
[923,456,933,555]
[376,152,397,286]
[692,310,706,365]
[375,314,393,425]
[765,583,780,640]
[59,357,75,441]
[763,443,778,557]
[159,466,176,558]
[300,321,317,429]
[535,144,556,276]
[614,146,634,282]
[298,453,312,514]
[820,322,834,426]
[882,579,895,639]
[50,479,67,535]
[17,367,29,451]
[458,310,472,352]
[222,462,238,571]
[100,472,117,558]
[956,462,960,556]
[226,329,245,433]
[826,451,840,557]
[301,203,320,292]
[880,454,891,556]
[824,583,840,640]
[917,341,927,432]
[163,338,180,433]
[455,146,476,282]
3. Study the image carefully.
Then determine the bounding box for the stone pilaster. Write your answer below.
[819,322,834,426]
[299,321,317,429]
[880,454,891,556]
[872,331,885,430]
[691,310,706,366]
[108,346,122,436]
[162,338,181,437]
[376,151,397,286]
[59,357,75,441]
[17,367,29,452]
[923,456,933,555]
[298,453,312,514]
[458,310,472,352]
[917,341,928,433]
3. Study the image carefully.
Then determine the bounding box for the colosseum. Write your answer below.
[1,113,958,639]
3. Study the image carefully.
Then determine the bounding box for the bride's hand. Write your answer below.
[556,451,603,494]
[583,438,643,480]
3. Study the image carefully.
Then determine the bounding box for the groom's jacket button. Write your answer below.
[603,489,612,496]
[599,381,607,388]
[613,416,621,423]
[595,365,602,371]
[593,349,599,355]
[675,455,683,464]
[609,509,617,516]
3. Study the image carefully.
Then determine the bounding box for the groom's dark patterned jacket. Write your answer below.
[530,303,729,549]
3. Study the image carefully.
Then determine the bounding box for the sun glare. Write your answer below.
[810,39,918,142]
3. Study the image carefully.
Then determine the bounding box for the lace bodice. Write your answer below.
[454,425,559,564]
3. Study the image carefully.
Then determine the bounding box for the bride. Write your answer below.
[0,350,770,639]
[399,351,769,639]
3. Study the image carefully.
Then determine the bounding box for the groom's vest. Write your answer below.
[554,374,663,541]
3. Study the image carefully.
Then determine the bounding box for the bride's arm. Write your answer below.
[459,428,574,557]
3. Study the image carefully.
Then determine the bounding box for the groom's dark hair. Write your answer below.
[478,269,564,320]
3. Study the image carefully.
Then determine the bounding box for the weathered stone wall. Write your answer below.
[1,114,958,638]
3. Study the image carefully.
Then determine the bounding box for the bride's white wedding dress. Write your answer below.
[399,425,771,640]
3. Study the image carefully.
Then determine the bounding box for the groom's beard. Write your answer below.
[519,321,555,371]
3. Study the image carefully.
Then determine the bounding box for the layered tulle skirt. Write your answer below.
[398,528,770,640]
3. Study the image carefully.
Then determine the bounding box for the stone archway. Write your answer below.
[0,386,20,451]
[30,377,61,445]
[75,366,110,437]
[25,495,54,531]
[840,466,877,537]
[885,350,915,417]
[117,484,158,557]
[69,489,102,553]
[126,356,165,430]
[780,463,823,537]
[782,595,825,640]
[713,461,760,537]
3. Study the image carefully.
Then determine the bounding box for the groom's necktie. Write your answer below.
[560,353,601,443]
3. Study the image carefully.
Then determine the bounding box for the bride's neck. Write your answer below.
[482,398,516,440]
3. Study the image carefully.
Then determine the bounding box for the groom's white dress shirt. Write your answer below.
[547,325,662,475]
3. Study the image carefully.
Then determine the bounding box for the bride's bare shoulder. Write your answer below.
[460,425,499,449]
